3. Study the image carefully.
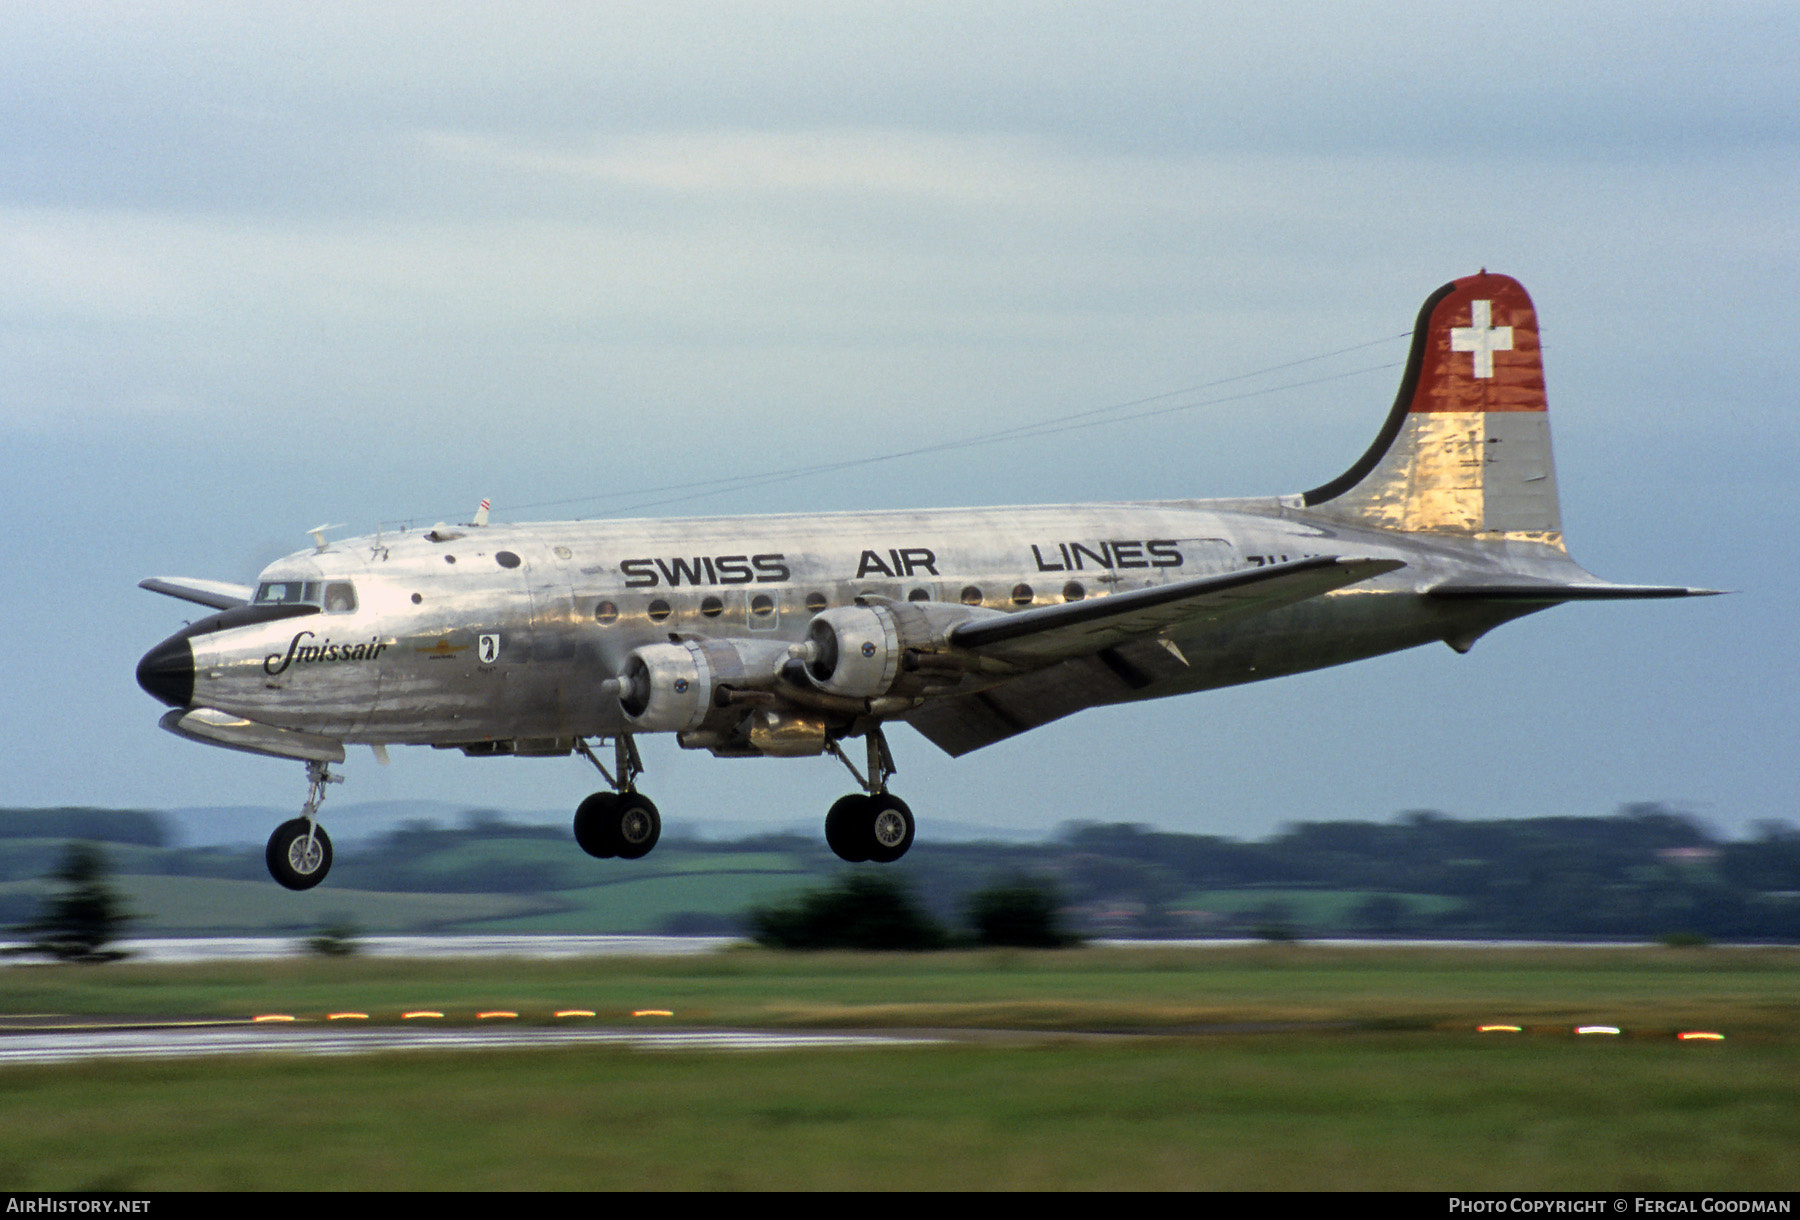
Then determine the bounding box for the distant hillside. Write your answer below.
[2,804,1795,942]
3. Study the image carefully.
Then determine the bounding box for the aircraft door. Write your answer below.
[513,539,580,735]
[366,541,537,741]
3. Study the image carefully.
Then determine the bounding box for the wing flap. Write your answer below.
[950,556,1405,666]
[905,637,1193,757]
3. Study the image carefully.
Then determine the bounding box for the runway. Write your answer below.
[0,934,741,965]
[0,935,1672,968]
[0,1021,945,1065]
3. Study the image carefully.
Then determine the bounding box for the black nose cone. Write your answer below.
[137,636,194,708]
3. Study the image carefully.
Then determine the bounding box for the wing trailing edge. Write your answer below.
[1426,580,1724,602]
[907,556,1405,757]
[950,555,1405,666]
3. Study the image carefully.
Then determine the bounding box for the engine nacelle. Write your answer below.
[801,598,995,699]
[617,636,791,733]
[617,642,712,733]
[803,605,900,698]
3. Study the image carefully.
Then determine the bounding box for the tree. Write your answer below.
[749,874,947,950]
[305,917,361,957]
[1350,893,1414,934]
[967,877,1079,948]
[20,842,134,962]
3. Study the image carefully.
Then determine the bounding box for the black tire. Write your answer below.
[574,792,620,858]
[614,794,661,860]
[825,794,874,863]
[266,818,333,891]
[867,794,915,864]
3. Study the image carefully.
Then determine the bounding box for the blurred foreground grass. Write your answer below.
[0,1036,1794,1190]
[0,945,1796,1189]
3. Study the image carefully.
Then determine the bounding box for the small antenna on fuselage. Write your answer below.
[307,524,343,553]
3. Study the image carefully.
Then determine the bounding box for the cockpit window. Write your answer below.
[254,581,320,606]
[254,580,356,612]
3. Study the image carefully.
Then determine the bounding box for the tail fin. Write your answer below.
[1301,272,1562,545]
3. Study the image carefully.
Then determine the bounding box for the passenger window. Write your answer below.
[324,582,357,613]
[748,593,778,631]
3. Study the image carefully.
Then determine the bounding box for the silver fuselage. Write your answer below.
[166,494,1561,749]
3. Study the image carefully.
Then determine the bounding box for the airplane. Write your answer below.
[136,271,1714,890]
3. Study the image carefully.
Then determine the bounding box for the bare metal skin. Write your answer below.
[136,273,1713,889]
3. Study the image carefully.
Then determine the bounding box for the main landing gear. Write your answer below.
[573,735,662,860]
[823,725,915,864]
[566,727,915,866]
[267,759,339,891]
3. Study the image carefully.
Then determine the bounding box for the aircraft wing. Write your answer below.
[949,555,1404,666]
[909,556,1403,756]
[139,577,254,611]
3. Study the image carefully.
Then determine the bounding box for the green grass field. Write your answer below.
[0,945,1795,1189]
[0,847,820,935]
[1176,886,1463,925]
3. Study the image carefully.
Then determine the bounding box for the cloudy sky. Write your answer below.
[2,2,1792,842]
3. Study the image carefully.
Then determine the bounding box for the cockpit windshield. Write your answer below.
[254,580,357,613]
[254,581,318,606]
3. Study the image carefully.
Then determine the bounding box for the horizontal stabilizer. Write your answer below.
[139,577,253,611]
[951,555,1405,666]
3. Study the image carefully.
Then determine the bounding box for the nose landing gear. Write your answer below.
[267,818,333,889]
[267,760,340,890]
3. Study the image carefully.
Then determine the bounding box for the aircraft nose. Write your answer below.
[136,635,194,708]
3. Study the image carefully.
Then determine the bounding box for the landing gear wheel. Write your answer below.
[823,727,913,864]
[867,794,915,864]
[825,794,874,863]
[574,792,620,858]
[574,791,661,859]
[614,794,661,860]
[267,818,333,891]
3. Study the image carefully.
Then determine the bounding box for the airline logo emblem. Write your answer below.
[1450,299,1513,378]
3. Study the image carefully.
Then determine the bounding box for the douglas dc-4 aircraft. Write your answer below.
[137,272,1712,890]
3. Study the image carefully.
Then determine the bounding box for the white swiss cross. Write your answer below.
[1450,299,1513,379]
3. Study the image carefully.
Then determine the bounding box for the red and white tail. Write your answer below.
[1302,272,1561,544]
